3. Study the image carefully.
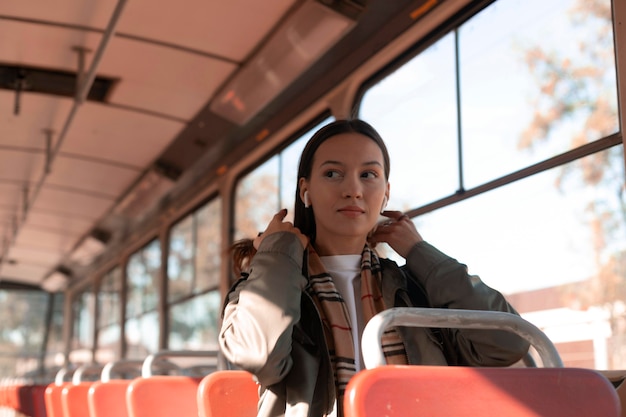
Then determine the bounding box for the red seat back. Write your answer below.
[344,366,621,417]
[62,382,93,417]
[197,371,258,417]
[45,383,71,417]
[88,380,132,417]
[127,376,202,417]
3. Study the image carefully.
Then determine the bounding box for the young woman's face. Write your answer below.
[300,132,389,255]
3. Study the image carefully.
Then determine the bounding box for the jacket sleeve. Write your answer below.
[404,241,530,366]
[219,232,307,386]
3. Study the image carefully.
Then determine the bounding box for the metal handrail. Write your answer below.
[141,350,219,377]
[101,360,143,382]
[362,307,563,368]
[72,364,104,384]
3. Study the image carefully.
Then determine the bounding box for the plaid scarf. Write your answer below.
[306,244,407,415]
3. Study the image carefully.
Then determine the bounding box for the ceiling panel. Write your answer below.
[25,210,95,234]
[14,226,81,253]
[117,0,296,60]
[0,263,54,286]
[98,37,237,119]
[7,245,65,267]
[59,102,185,167]
[46,155,140,198]
[0,92,74,150]
[30,187,114,220]
[0,19,103,71]
[0,149,45,184]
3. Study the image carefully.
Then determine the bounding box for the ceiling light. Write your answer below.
[42,268,71,292]
[69,229,110,266]
[210,1,355,125]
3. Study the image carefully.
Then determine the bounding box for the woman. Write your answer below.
[219,119,529,417]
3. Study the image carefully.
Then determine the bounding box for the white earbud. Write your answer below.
[380,196,388,214]
[304,191,311,208]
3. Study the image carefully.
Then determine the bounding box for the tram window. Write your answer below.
[360,0,618,201]
[125,239,161,359]
[360,32,459,210]
[411,146,625,369]
[357,0,623,371]
[95,267,122,363]
[70,286,95,364]
[125,311,159,359]
[0,289,48,376]
[458,0,618,188]
[44,292,65,371]
[168,197,222,302]
[234,118,332,241]
[168,290,221,350]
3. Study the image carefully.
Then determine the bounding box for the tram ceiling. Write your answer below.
[0,0,439,290]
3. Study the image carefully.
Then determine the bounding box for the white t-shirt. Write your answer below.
[320,254,364,372]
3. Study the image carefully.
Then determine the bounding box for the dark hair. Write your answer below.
[230,119,390,275]
[293,119,390,244]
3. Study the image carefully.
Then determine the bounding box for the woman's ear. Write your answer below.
[299,178,310,208]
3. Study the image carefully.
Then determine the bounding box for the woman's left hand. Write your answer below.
[369,210,423,258]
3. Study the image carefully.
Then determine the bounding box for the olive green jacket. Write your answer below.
[219,232,529,417]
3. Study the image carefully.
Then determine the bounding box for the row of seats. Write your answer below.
[3,365,624,417]
[1,370,259,417]
[2,308,624,417]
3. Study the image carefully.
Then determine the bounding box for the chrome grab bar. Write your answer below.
[141,350,219,377]
[361,307,563,368]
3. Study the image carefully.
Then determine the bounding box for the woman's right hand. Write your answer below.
[253,208,309,250]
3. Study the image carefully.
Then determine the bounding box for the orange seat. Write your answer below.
[127,376,202,417]
[344,365,621,417]
[197,371,258,417]
[18,384,48,417]
[62,382,93,417]
[45,383,72,417]
[88,380,132,417]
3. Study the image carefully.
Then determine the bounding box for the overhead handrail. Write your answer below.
[141,350,219,378]
[101,360,143,382]
[362,307,563,368]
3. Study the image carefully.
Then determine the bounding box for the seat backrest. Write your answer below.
[18,385,48,417]
[197,370,259,417]
[88,380,132,417]
[126,376,202,417]
[344,365,621,417]
[45,382,72,417]
[62,382,94,417]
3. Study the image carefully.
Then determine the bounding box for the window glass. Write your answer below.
[358,0,622,371]
[168,215,195,302]
[96,267,122,362]
[127,239,161,317]
[168,290,221,350]
[360,33,459,211]
[459,0,618,187]
[44,292,65,372]
[234,156,280,241]
[234,117,333,240]
[70,287,95,364]
[168,197,223,303]
[0,289,48,377]
[413,147,625,368]
[195,198,222,291]
[125,311,159,360]
[126,239,161,358]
